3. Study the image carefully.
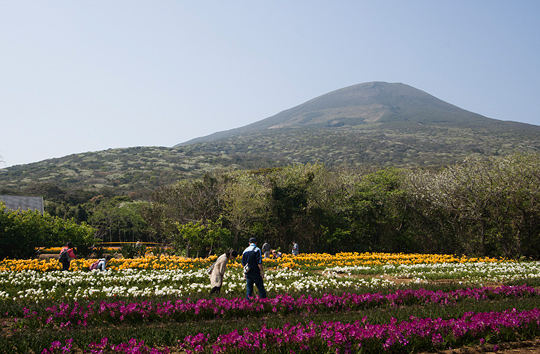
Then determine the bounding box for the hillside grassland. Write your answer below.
[2,122,540,197]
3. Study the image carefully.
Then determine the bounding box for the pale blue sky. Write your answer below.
[1,1,539,167]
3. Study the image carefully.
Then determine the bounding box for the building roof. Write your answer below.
[0,195,44,214]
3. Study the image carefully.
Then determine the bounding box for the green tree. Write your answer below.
[334,168,410,253]
[405,153,540,258]
[0,203,94,259]
[221,170,269,245]
[144,173,226,250]
[266,164,318,252]
[149,173,224,223]
[174,217,232,257]
[88,196,150,243]
[481,154,540,258]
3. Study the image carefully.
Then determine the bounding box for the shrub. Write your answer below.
[0,206,94,259]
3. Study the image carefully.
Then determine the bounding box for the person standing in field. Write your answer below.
[242,237,267,299]
[261,241,271,258]
[210,250,238,294]
[59,242,76,271]
[292,241,299,256]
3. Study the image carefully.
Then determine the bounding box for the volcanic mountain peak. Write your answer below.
[178,81,494,145]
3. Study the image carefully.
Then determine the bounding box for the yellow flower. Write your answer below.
[0,252,507,272]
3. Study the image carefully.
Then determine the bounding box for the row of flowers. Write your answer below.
[4,261,540,302]
[326,261,540,283]
[21,285,540,329]
[0,255,213,272]
[0,252,505,272]
[41,307,540,353]
[181,308,540,353]
[42,338,169,354]
[0,268,394,302]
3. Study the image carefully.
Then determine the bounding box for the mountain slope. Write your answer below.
[178,82,510,145]
[1,82,540,195]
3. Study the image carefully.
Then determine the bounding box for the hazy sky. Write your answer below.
[1,1,539,168]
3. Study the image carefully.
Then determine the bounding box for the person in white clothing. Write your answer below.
[210,250,238,294]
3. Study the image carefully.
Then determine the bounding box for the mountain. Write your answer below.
[172,81,540,170]
[1,82,540,196]
[178,82,518,145]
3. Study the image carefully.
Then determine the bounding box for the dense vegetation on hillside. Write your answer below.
[0,146,284,198]
[189,122,540,166]
[2,122,539,198]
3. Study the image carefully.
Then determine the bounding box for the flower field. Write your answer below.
[2,252,503,272]
[2,252,540,353]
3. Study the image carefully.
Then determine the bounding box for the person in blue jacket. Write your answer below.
[241,237,267,299]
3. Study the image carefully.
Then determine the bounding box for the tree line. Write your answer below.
[2,153,539,260]
[143,153,540,259]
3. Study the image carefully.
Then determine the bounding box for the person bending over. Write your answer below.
[210,249,238,294]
